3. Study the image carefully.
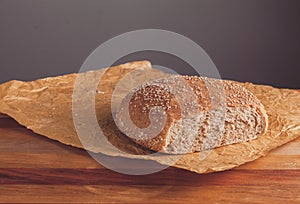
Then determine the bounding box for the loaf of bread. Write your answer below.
[116,75,268,154]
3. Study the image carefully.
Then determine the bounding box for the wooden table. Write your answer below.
[0,114,299,203]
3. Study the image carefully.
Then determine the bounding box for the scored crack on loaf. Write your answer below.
[116,75,268,154]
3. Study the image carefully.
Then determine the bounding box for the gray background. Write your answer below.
[0,0,299,88]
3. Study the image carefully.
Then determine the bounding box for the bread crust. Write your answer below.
[116,75,268,154]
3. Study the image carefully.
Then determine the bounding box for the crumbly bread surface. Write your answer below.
[116,75,268,154]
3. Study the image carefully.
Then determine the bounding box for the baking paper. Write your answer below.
[0,61,299,174]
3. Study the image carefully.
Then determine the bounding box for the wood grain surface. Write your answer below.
[0,114,300,203]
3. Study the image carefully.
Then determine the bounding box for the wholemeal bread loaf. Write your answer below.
[115,75,268,154]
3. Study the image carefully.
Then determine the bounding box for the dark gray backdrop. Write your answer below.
[1,0,299,88]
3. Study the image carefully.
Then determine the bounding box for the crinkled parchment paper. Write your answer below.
[0,60,300,174]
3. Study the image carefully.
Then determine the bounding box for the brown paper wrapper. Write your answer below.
[1,60,300,174]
